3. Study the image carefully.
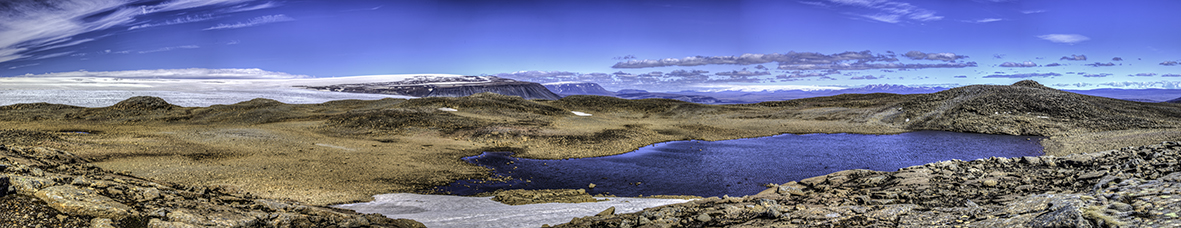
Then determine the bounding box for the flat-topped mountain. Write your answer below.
[542,81,615,96]
[299,75,561,100]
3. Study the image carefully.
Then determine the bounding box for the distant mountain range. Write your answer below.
[300,75,561,100]
[541,81,1181,104]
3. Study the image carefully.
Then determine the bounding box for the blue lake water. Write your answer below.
[436,131,1044,197]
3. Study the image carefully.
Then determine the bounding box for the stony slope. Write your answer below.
[749,80,1181,136]
[0,144,425,228]
[898,80,1181,136]
[558,141,1181,227]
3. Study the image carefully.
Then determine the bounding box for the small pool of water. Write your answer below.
[437,131,1044,197]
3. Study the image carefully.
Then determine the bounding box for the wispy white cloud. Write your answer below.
[32,52,75,60]
[139,45,200,54]
[0,0,132,63]
[0,0,276,64]
[204,14,295,30]
[129,14,219,30]
[17,68,308,79]
[224,1,281,13]
[7,63,40,70]
[863,14,901,23]
[824,0,942,23]
[1022,10,1047,14]
[1038,34,1090,44]
[969,18,1003,23]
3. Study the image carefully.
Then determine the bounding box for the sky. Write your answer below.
[1,0,1180,91]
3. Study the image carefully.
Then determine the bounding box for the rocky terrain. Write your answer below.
[0,143,425,227]
[0,80,1178,226]
[298,76,561,100]
[557,141,1181,227]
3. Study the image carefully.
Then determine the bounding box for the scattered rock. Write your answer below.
[0,145,427,227]
[557,142,1181,227]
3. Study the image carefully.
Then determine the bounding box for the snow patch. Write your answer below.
[571,111,592,116]
[333,193,692,228]
[438,108,458,112]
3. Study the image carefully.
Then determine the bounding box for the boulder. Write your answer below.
[164,208,259,227]
[34,185,138,220]
[596,206,615,216]
[8,175,56,195]
[147,218,203,228]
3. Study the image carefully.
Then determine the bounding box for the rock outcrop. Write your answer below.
[300,75,561,100]
[0,144,425,228]
[558,141,1181,227]
[488,189,602,205]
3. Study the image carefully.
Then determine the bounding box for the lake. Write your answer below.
[436,131,1044,197]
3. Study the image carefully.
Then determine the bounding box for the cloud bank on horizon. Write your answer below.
[0,0,1179,92]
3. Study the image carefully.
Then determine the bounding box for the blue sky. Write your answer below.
[2,0,1180,91]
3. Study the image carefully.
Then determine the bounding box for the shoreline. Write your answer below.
[416,130,1048,198]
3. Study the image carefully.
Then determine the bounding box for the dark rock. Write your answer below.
[0,176,8,197]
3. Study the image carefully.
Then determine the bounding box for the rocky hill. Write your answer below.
[300,75,561,100]
[751,80,1181,136]
[898,80,1181,136]
[558,141,1181,227]
[1170,97,1181,103]
[542,82,615,96]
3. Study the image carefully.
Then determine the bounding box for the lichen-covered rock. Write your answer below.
[34,185,137,219]
[8,174,56,195]
[490,189,602,205]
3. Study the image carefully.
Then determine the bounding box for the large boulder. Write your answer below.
[34,185,138,220]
